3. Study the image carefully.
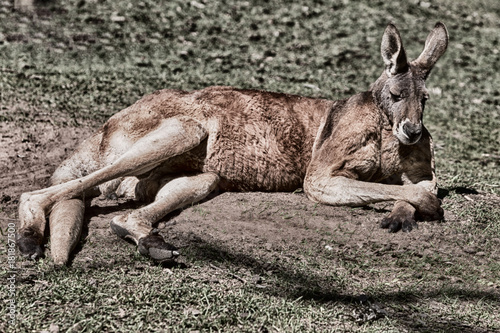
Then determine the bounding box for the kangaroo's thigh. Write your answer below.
[18,116,208,263]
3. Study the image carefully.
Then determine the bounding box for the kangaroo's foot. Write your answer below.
[110,214,179,262]
[18,193,48,259]
[138,234,180,262]
[17,227,45,260]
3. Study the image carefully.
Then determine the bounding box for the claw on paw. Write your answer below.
[17,228,44,260]
[380,216,417,233]
[402,218,418,232]
[138,235,180,262]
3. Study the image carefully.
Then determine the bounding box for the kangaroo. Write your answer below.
[18,23,448,266]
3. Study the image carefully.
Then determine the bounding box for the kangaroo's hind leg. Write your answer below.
[18,116,208,265]
[111,172,220,261]
[17,132,102,262]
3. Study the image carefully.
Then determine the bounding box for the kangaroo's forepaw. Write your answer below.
[417,204,444,222]
[380,215,418,233]
[415,192,444,221]
[17,228,44,260]
[138,235,180,262]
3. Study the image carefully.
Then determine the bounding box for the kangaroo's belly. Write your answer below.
[203,143,306,192]
[154,125,310,192]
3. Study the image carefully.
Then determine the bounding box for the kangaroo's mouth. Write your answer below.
[394,119,423,145]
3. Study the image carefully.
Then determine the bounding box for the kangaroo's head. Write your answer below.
[371,22,448,145]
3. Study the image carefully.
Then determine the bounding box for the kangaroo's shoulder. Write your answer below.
[315,91,383,149]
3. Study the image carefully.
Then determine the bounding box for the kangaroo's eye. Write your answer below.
[389,88,408,102]
[391,92,403,102]
[390,92,403,102]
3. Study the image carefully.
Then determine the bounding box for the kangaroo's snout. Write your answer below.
[396,119,423,145]
[403,121,422,143]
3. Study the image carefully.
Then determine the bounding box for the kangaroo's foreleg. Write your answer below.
[111,172,219,262]
[380,177,440,232]
[304,175,443,221]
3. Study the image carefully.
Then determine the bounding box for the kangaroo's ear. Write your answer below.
[381,24,408,77]
[413,22,449,75]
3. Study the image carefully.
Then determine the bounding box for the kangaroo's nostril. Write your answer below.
[401,122,423,143]
[403,122,422,135]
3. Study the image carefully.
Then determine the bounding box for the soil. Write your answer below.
[0,121,498,273]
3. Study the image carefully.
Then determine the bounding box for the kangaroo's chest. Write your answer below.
[373,128,433,185]
[371,129,416,183]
